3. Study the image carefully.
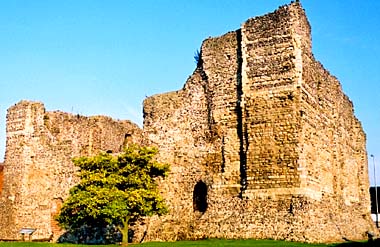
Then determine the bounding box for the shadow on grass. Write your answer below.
[333,239,380,247]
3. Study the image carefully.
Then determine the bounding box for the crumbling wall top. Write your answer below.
[0,100,143,240]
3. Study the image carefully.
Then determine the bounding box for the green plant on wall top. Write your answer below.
[56,145,170,245]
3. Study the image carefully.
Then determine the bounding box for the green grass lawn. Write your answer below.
[0,239,370,247]
[0,239,376,247]
[138,239,330,247]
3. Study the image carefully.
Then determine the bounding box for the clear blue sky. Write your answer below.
[0,0,379,184]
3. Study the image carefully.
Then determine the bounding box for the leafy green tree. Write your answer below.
[56,145,169,245]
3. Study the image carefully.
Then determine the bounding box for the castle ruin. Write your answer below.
[0,2,376,243]
[0,101,142,240]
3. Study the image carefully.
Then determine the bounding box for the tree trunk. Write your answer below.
[118,216,130,246]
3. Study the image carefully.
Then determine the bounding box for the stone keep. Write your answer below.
[0,101,142,241]
[0,1,375,243]
[142,2,375,243]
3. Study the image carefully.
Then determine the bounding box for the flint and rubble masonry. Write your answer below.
[0,101,142,241]
[0,1,375,243]
[142,2,375,243]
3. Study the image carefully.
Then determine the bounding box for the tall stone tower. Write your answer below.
[143,2,375,242]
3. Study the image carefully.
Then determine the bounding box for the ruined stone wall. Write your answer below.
[295,43,372,242]
[240,3,303,197]
[142,2,375,243]
[0,164,3,196]
[201,31,242,192]
[143,29,245,199]
[300,51,369,204]
[0,100,142,241]
[0,2,374,244]
[142,28,245,240]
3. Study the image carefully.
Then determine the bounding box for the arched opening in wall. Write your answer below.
[193,181,208,213]
[121,133,132,151]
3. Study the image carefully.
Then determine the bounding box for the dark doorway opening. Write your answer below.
[193,181,208,213]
